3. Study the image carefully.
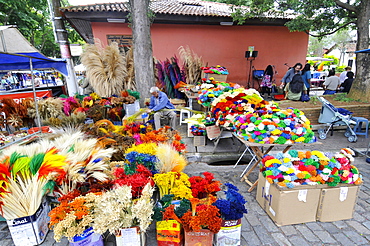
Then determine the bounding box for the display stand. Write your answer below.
[233,134,321,192]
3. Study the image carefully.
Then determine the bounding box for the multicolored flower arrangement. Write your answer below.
[190,124,206,136]
[201,65,229,75]
[163,195,222,233]
[113,165,154,198]
[233,106,316,144]
[213,183,248,220]
[260,148,362,188]
[49,192,99,242]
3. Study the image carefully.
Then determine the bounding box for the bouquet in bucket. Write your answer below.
[214,183,248,220]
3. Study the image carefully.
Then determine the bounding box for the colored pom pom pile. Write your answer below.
[190,124,206,136]
[260,148,362,188]
[195,81,316,144]
[201,65,229,75]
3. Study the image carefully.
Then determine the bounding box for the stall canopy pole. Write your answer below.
[30,58,42,128]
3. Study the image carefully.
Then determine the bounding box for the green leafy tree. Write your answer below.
[0,0,82,57]
[217,0,370,101]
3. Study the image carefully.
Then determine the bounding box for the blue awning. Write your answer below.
[0,26,68,75]
[0,52,68,75]
[355,49,370,53]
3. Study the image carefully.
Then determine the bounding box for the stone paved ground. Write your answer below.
[1,124,370,245]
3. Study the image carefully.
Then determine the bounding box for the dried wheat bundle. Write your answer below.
[27,98,64,120]
[178,46,204,84]
[43,112,87,129]
[125,47,136,90]
[81,41,127,97]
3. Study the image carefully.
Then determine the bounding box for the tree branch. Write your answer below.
[305,21,356,37]
[334,0,357,13]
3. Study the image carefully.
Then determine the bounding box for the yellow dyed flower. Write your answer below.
[125,143,157,155]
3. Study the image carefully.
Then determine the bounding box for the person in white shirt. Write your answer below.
[323,70,341,95]
[339,66,352,83]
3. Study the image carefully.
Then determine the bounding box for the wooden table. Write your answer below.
[233,133,321,192]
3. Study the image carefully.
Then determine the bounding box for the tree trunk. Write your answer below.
[129,0,154,106]
[348,0,370,101]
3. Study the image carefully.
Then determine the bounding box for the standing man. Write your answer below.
[147,86,176,130]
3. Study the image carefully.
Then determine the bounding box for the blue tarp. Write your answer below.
[0,52,68,75]
[355,49,370,53]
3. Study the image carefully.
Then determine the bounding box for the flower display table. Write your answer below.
[233,134,322,192]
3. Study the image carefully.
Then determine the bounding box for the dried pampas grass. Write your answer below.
[155,143,187,173]
[81,41,127,97]
[178,46,204,84]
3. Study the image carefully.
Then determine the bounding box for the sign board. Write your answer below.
[206,125,221,140]
[107,35,133,47]
[0,90,52,104]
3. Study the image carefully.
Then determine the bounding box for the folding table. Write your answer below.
[233,133,321,192]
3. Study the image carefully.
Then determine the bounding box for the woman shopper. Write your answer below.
[280,63,302,89]
[301,63,312,96]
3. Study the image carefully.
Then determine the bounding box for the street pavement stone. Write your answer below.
[253,225,277,245]
[318,222,341,234]
[342,230,369,245]
[305,222,324,231]
[331,232,355,245]
[362,221,370,230]
[295,225,320,242]
[242,230,262,246]
[312,230,337,244]
[259,216,280,233]
[271,232,292,246]
[2,126,370,245]
[288,235,309,245]
[353,211,366,222]
[280,225,297,236]
[346,220,370,235]
[332,220,349,230]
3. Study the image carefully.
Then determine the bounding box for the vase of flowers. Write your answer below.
[213,183,248,246]
[153,195,189,245]
[92,183,154,246]
[48,192,102,244]
[163,195,222,246]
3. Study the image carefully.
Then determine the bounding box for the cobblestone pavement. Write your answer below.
[1,125,370,246]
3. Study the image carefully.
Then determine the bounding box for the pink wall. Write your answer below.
[92,22,308,88]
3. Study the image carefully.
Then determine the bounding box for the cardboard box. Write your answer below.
[317,186,359,222]
[7,198,50,246]
[156,220,183,246]
[256,173,321,226]
[124,100,140,117]
[201,71,228,82]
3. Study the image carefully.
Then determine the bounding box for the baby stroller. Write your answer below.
[317,97,358,142]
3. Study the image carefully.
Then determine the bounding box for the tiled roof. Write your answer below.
[61,0,240,18]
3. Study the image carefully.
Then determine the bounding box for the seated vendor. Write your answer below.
[147,86,176,130]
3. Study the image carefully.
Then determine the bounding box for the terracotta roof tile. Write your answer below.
[61,0,236,17]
